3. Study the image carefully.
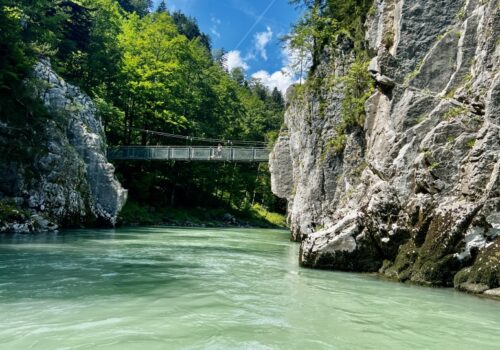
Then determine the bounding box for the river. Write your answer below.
[0,227,499,349]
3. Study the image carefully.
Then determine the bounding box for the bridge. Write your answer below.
[108,146,270,162]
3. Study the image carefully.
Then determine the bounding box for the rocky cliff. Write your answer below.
[0,60,127,233]
[270,0,500,296]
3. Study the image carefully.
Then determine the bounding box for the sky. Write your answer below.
[151,0,303,93]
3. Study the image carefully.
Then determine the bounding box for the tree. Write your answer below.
[118,11,224,144]
[287,0,373,73]
[156,0,168,13]
[117,0,151,16]
[0,0,68,124]
[56,1,93,80]
[0,1,286,219]
[171,11,211,52]
[230,67,245,86]
[212,48,227,69]
[271,88,284,109]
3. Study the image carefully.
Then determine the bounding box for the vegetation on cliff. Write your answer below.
[288,0,374,153]
[289,0,373,71]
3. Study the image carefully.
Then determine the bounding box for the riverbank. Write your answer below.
[117,201,287,229]
[371,272,500,302]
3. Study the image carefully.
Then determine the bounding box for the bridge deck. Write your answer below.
[108,146,270,162]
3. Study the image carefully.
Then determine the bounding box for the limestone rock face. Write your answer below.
[270,0,500,295]
[0,60,127,232]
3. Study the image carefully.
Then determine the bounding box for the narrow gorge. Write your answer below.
[270,0,500,297]
[1,1,500,348]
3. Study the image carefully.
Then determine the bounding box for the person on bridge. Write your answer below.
[215,143,223,159]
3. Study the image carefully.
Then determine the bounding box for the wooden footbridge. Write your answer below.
[108,146,270,162]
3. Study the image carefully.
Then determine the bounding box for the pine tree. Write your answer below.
[171,11,211,51]
[156,0,167,13]
[212,48,227,70]
[117,0,151,16]
[271,88,284,109]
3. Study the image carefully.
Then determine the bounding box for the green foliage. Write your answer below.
[442,106,467,120]
[0,200,29,223]
[0,1,287,224]
[456,7,466,21]
[250,203,287,227]
[95,96,125,140]
[327,134,347,154]
[118,12,194,138]
[416,114,428,124]
[288,1,375,156]
[404,59,424,86]
[118,200,286,228]
[117,0,151,16]
[340,57,373,128]
[327,57,373,154]
[428,161,440,171]
[383,30,394,50]
[0,0,68,124]
[171,11,211,52]
[466,139,476,149]
[288,0,374,72]
[156,1,167,13]
[230,67,246,86]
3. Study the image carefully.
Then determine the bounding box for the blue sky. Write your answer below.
[151,0,303,92]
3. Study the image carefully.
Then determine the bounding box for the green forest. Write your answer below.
[0,0,287,227]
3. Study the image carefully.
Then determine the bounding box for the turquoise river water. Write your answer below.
[0,227,499,349]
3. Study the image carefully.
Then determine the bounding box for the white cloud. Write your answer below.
[225,50,249,71]
[249,42,310,94]
[211,28,221,38]
[224,33,310,94]
[254,27,273,61]
[251,67,296,94]
[210,16,221,38]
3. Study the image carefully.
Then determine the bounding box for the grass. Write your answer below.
[249,203,287,227]
[383,30,395,50]
[442,106,467,120]
[118,200,287,228]
[466,139,476,149]
[428,161,440,171]
[404,59,424,86]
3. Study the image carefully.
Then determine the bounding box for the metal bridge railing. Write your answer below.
[107,146,270,163]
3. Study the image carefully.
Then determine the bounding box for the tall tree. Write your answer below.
[271,87,285,109]
[156,0,168,13]
[171,11,211,52]
[117,0,151,16]
[230,67,245,86]
[0,0,68,124]
[212,48,227,69]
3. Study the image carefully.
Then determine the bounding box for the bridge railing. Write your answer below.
[108,146,270,162]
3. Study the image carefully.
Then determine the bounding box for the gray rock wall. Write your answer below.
[0,60,127,232]
[270,0,500,296]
